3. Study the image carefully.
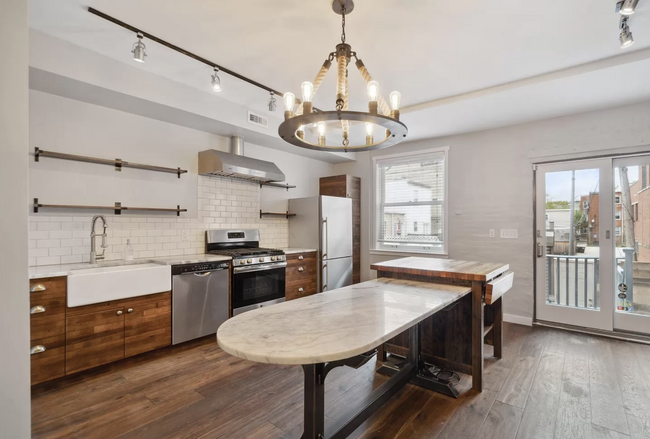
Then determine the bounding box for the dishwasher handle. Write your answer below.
[178,269,226,276]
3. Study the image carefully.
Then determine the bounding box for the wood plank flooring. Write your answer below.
[31,323,650,439]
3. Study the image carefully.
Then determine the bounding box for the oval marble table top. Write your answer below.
[217,278,471,365]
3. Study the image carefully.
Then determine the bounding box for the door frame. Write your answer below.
[533,158,615,331]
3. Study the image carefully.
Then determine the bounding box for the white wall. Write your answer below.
[334,100,650,323]
[0,1,31,437]
[29,91,334,265]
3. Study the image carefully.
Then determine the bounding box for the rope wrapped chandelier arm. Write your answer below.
[278,0,407,153]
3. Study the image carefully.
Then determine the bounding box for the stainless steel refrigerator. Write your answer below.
[289,196,353,292]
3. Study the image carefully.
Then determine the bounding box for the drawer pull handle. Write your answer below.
[30,306,46,314]
[30,284,46,293]
[127,308,134,313]
[30,345,46,355]
[298,287,304,292]
[298,267,304,272]
[116,310,123,316]
[298,255,304,260]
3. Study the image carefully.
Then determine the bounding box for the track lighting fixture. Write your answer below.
[616,0,640,15]
[620,17,635,48]
[268,92,277,112]
[131,32,147,63]
[211,67,222,92]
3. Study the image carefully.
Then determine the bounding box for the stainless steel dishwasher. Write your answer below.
[171,261,230,345]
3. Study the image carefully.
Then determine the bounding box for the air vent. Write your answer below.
[247,111,268,128]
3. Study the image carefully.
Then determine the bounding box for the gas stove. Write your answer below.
[205,230,286,266]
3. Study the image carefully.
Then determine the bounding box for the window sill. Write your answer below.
[370,249,449,258]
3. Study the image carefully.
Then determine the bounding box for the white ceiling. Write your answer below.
[29,0,650,144]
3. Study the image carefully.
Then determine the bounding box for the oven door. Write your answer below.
[232,262,286,312]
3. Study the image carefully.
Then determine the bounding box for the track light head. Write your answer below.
[131,32,147,63]
[211,67,222,92]
[268,92,277,112]
[616,0,640,15]
[620,17,635,48]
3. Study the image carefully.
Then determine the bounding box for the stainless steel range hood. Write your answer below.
[198,136,285,183]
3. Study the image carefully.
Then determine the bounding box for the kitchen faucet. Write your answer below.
[90,215,108,264]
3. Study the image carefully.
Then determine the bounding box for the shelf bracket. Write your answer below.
[34,147,41,162]
[177,205,181,216]
[114,202,122,215]
[115,158,123,172]
[33,198,40,213]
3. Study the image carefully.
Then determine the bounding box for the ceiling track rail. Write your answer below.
[87,7,317,110]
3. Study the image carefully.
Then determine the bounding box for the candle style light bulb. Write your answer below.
[367,81,379,102]
[283,92,295,112]
[301,82,314,103]
[365,122,373,136]
[297,124,305,139]
[389,91,401,111]
[317,122,326,136]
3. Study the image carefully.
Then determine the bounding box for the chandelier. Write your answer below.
[278,0,408,153]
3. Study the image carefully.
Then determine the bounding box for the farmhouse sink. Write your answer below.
[67,263,171,307]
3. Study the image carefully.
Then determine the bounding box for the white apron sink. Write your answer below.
[67,263,171,307]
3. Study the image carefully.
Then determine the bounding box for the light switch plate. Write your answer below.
[489,229,495,238]
[500,229,518,239]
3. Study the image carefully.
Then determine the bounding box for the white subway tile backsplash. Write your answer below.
[28,175,289,266]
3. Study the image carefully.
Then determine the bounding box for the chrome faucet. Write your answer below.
[90,215,108,264]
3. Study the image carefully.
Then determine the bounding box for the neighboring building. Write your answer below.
[579,191,623,246]
[630,164,650,262]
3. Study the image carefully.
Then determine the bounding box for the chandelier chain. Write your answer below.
[341,7,346,43]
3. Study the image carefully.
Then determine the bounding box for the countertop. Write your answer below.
[29,254,232,279]
[216,278,470,365]
[281,248,318,255]
[371,257,509,282]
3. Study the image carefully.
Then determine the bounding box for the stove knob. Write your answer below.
[259,258,264,262]
[247,259,252,264]
[270,256,276,261]
[239,260,246,265]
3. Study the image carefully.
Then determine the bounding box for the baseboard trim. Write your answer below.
[504,314,533,326]
[534,320,650,345]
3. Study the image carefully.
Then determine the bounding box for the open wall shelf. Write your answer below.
[259,210,296,219]
[260,182,296,190]
[34,147,188,178]
[33,199,187,216]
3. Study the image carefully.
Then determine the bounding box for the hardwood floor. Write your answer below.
[31,323,650,439]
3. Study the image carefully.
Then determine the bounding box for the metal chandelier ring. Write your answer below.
[278,111,408,152]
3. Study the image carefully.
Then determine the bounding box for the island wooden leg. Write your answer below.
[471,281,484,392]
[493,296,503,359]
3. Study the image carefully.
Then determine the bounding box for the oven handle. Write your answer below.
[233,262,287,274]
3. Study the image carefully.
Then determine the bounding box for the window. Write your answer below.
[643,165,648,190]
[615,211,621,220]
[583,200,588,209]
[616,226,622,236]
[615,195,621,204]
[373,148,447,254]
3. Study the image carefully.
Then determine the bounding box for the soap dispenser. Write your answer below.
[124,239,134,261]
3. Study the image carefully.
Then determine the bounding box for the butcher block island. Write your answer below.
[371,257,513,392]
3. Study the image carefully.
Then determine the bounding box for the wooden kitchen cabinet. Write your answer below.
[64,292,172,375]
[65,306,126,375]
[124,292,172,358]
[29,277,67,384]
[319,175,361,284]
[285,252,317,300]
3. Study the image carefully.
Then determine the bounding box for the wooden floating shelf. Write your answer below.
[260,182,297,190]
[34,147,188,178]
[259,210,296,219]
[33,199,187,216]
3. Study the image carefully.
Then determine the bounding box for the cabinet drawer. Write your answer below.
[31,334,65,385]
[30,277,66,298]
[30,277,66,341]
[287,262,316,278]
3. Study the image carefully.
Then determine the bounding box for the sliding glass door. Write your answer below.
[535,155,650,335]
[613,156,650,335]
[535,159,614,330]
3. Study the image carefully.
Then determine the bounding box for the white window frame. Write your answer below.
[371,146,449,256]
[615,195,621,204]
[615,211,621,220]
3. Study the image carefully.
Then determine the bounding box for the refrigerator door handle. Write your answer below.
[322,217,328,260]
[322,262,328,292]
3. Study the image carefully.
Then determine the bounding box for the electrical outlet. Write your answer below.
[489,229,495,238]
[500,229,518,239]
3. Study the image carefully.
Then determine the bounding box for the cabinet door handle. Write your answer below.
[30,284,46,293]
[30,345,46,355]
[298,267,304,272]
[298,255,304,260]
[116,310,123,316]
[30,305,46,314]
[298,287,304,292]
[127,308,133,313]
